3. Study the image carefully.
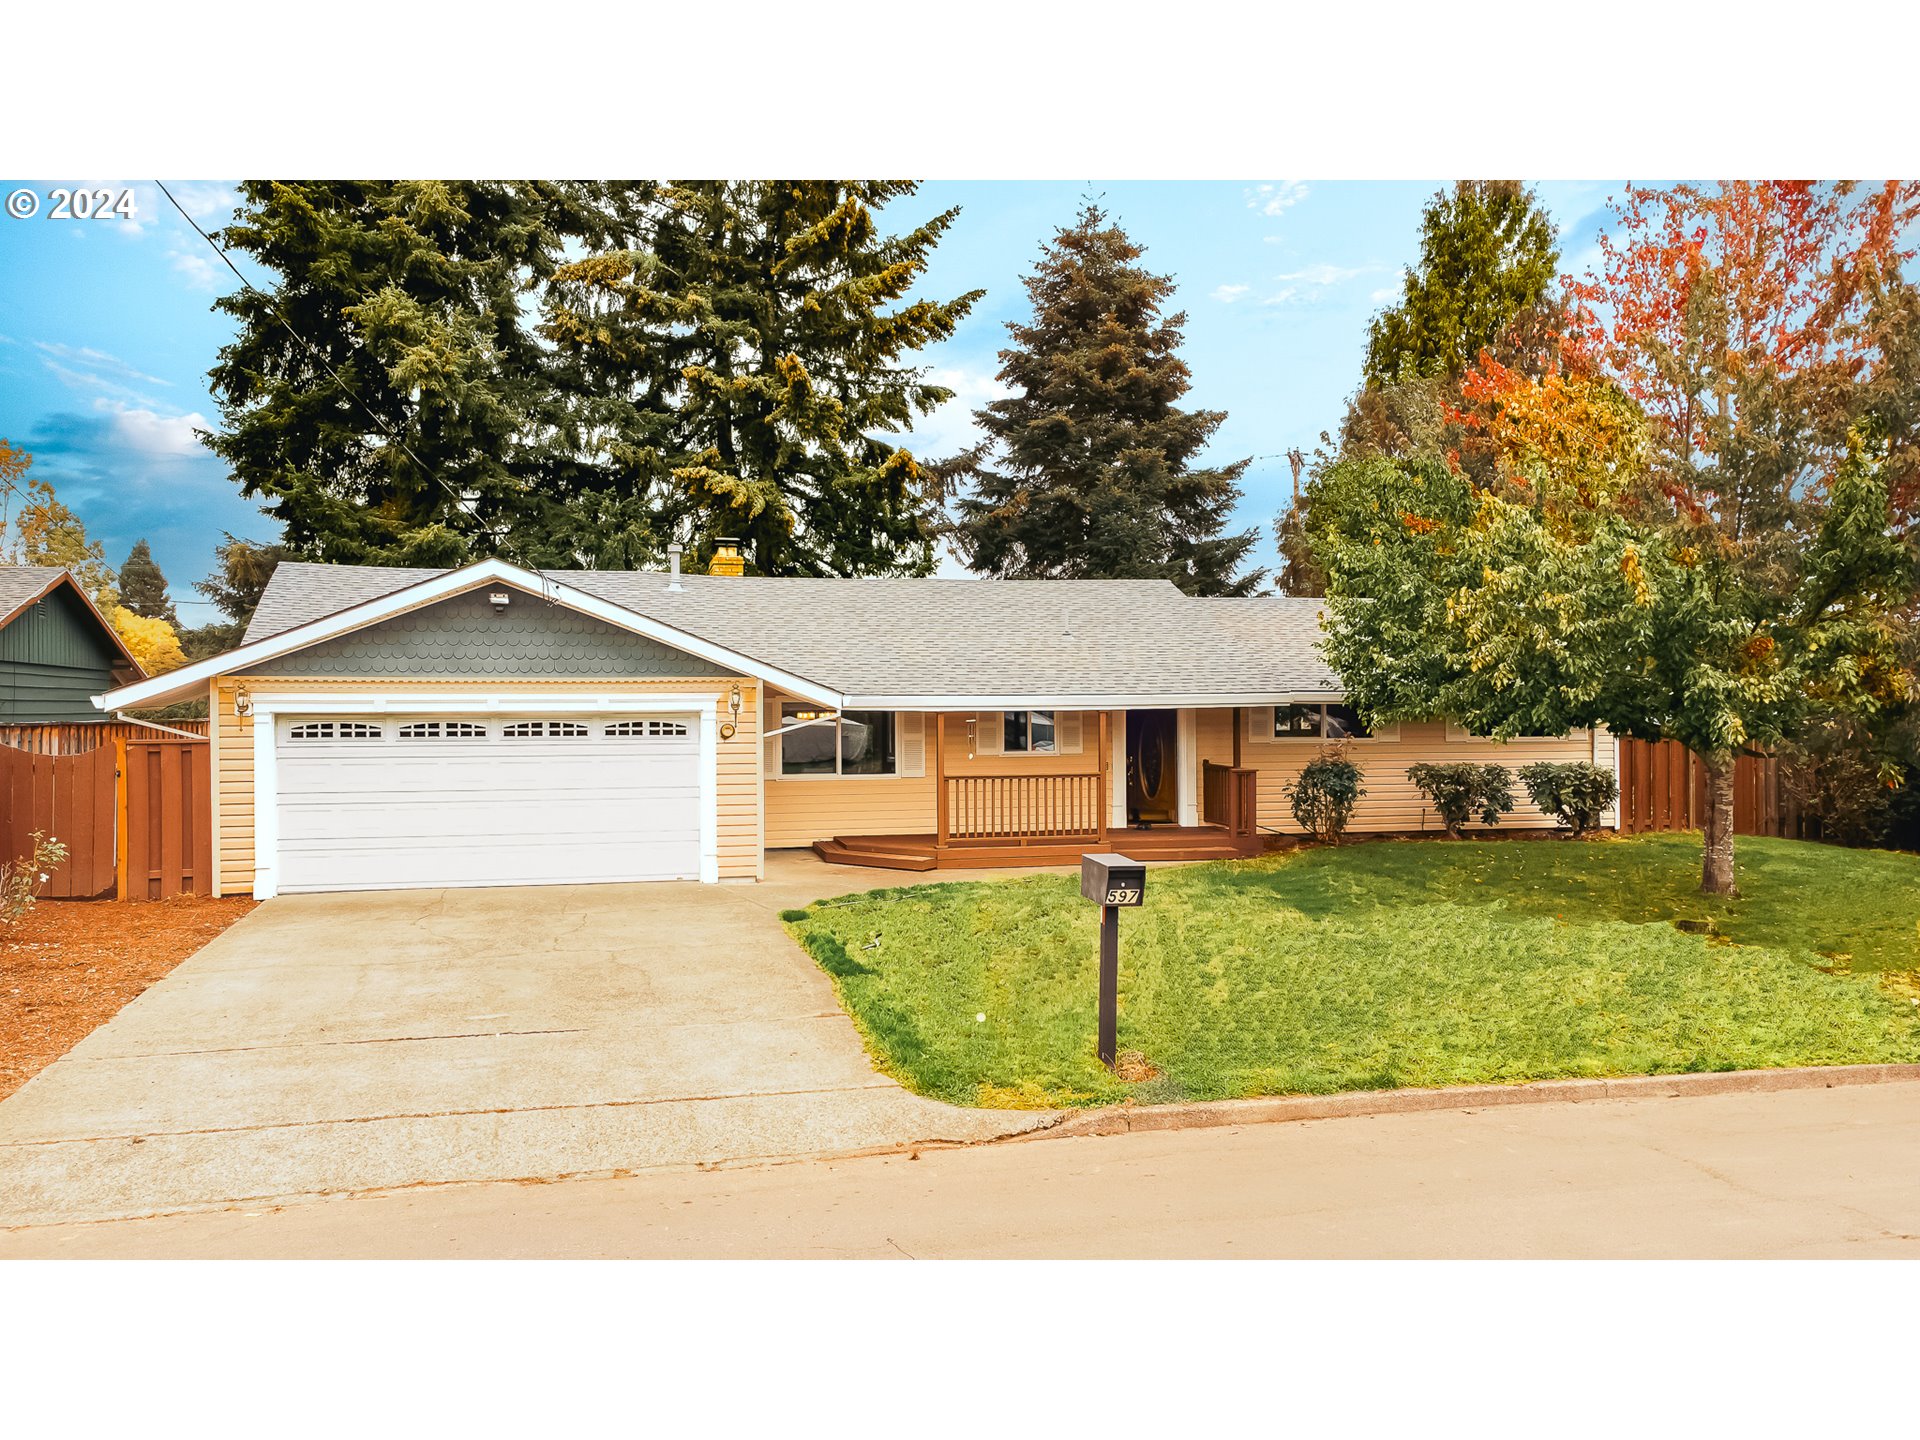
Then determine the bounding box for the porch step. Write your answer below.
[812,838,937,871]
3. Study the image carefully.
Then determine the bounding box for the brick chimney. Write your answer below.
[708,537,745,577]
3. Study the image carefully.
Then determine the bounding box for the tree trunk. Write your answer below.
[1699,752,1738,896]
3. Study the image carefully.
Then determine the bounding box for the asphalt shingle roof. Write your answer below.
[244,562,1340,703]
[0,565,71,623]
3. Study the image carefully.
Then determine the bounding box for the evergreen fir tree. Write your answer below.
[1363,180,1561,386]
[118,539,177,624]
[949,205,1263,596]
[205,181,602,567]
[542,182,982,576]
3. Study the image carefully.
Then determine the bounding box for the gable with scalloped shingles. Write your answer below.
[245,585,733,679]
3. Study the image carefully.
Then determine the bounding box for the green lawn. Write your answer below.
[782,834,1920,1109]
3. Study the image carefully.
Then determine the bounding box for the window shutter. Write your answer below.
[1057,711,1083,754]
[1247,706,1275,745]
[764,697,783,776]
[975,713,1003,757]
[897,712,926,777]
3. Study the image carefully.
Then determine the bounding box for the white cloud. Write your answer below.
[96,400,209,459]
[1370,285,1398,303]
[1245,181,1309,217]
[169,248,221,291]
[166,181,239,222]
[1259,287,1300,307]
[35,341,169,389]
[1274,263,1364,287]
[901,364,1012,462]
[1211,283,1251,303]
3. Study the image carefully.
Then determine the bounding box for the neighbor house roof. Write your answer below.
[0,564,144,672]
[99,558,1340,711]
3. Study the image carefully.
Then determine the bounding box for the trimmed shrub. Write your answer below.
[1518,761,1619,837]
[1286,745,1366,844]
[1406,762,1515,838]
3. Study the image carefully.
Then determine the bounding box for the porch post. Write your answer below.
[935,712,948,846]
[1097,710,1111,844]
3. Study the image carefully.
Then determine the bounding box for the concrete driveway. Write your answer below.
[0,854,1057,1227]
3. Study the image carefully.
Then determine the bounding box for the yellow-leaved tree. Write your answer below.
[107,606,186,675]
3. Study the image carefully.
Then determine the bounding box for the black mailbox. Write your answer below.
[1081,852,1146,907]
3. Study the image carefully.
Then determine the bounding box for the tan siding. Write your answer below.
[214,676,761,893]
[1198,715,1602,833]
[763,706,1106,846]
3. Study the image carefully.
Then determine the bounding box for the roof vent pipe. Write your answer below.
[666,543,684,593]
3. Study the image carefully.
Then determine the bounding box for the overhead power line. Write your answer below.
[154,180,510,556]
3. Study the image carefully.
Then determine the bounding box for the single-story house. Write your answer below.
[1,565,143,723]
[93,550,1617,898]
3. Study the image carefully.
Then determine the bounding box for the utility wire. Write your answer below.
[154,181,511,558]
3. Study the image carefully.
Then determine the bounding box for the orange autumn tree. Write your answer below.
[1559,181,1920,889]
[1317,182,1920,897]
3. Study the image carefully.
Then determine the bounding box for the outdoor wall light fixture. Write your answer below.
[233,688,252,717]
[721,685,743,740]
[488,590,512,614]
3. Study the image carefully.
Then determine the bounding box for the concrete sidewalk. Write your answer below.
[8,1080,1916,1258]
[0,855,1054,1228]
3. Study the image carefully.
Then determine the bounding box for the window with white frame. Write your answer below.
[780,704,896,776]
[397,720,486,740]
[1002,710,1057,753]
[287,721,383,741]
[1273,704,1376,740]
[605,720,690,738]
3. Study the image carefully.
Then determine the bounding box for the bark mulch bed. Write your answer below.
[0,895,258,1101]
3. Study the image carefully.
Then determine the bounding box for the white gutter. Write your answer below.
[111,711,210,741]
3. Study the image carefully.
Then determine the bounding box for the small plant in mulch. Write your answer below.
[1,832,68,930]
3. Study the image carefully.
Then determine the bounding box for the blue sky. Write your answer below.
[0,179,1620,612]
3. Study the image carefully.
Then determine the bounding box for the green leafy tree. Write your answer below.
[1363,181,1562,386]
[950,205,1263,596]
[541,181,981,576]
[205,181,601,568]
[117,540,177,625]
[1314,445,1916,894]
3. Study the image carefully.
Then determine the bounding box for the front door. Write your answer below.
[1125,708,1178,825]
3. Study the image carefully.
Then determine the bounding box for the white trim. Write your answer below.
[208,684,222,897]
[244,688,720,899]
[1176,708,1199,826]
[1108,712,1127,829]
[92,558,842,713]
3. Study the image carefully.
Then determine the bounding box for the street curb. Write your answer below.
[1029,1063,1920,1140]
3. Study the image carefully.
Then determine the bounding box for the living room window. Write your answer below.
[1273,703,1375,740]
[780,704,897,776]
[1002,710,1057,754]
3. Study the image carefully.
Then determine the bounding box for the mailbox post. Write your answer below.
[1080,852,1146,1069]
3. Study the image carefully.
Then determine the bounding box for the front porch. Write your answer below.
[811,709,1263,870]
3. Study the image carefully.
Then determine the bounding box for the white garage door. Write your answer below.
[273,714,702,893]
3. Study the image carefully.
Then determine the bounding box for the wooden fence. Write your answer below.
[1615,738,1785,837]
[0,744,119,897]
[0,719,209,755]
[1,730,213,900]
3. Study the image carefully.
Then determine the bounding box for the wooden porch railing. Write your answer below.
[943,772,1105,844]
[1201,761,1259,838]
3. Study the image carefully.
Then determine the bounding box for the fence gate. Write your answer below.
[0,743,118,897]
[122,739,213,899]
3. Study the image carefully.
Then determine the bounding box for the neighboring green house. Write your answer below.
[0,566,143,723]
